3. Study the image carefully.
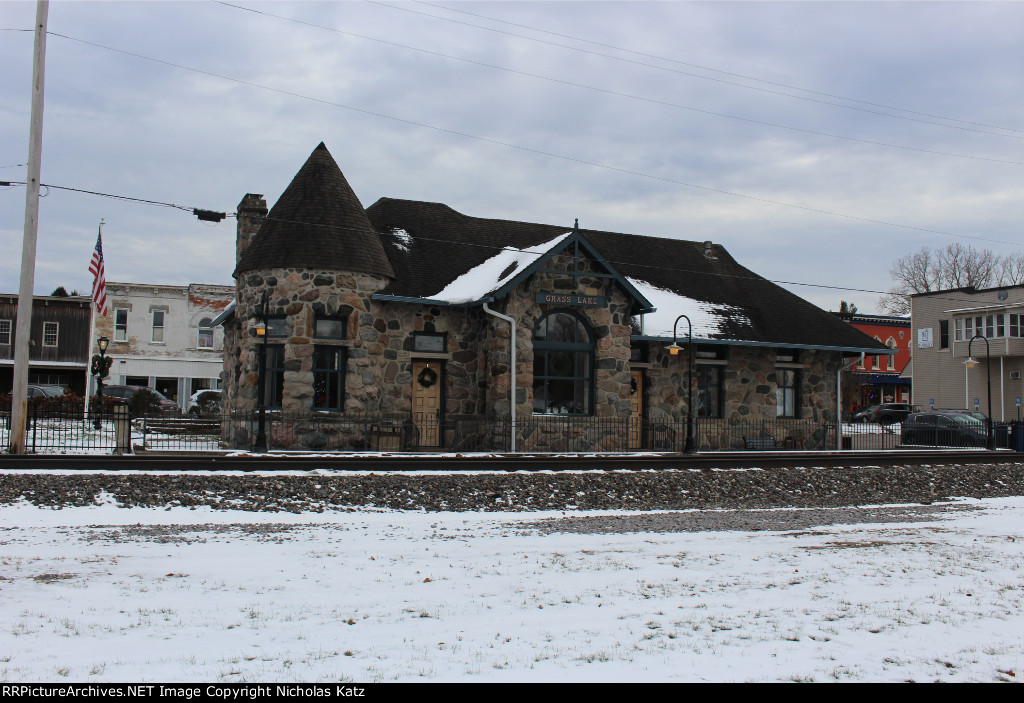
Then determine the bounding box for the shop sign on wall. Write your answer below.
[917,328,933,348]
[536,293,606,307]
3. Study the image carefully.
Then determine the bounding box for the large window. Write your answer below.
[313,347,346,410]
[532,310,594,415]
[152,310,165,343]
[886,338,898,370]
[197,318,214,349]
[263,345,285,409]
[776,369,799,418]
[43,321,58,347]
[114,309,128,342]
[695,365,721,418]
[956,311,1024,341]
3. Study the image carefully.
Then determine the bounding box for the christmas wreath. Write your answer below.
[417,366,438,388]
[629,376,639,395]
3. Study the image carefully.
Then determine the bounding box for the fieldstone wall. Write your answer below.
[224,267,499,448]
[641,345,838,423]
[636,345,840,449]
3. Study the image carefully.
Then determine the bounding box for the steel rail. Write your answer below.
[0,450,1021,472]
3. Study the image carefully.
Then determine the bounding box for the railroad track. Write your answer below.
[0,449,1021,472]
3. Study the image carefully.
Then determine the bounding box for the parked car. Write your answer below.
[856,402,918,425]
[941,409,988,422]
[101,385,179,415]
[186,389,222,416]
[900,411,989,447]
[850,405,880,423]
[27,384,66,399]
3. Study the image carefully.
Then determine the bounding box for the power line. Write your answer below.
[42,31,1024,249]
[0,181,991,307]
[364,0,1024,142]
[1,180,227,219]
[215,2,1024,167]
[411,0,1024,136]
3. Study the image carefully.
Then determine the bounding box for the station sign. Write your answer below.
[536,293,606,307]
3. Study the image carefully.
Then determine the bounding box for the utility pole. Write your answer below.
[11,0,49,454]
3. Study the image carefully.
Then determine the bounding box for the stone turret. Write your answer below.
[226,143,395,422]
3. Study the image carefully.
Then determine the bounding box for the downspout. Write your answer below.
[836,353,864,450]
[483,301,516,452]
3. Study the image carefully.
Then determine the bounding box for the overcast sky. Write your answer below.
[2,1,1023,315]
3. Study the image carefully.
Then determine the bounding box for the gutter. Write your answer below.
[836,353,864,450]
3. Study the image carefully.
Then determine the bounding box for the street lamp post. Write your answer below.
[254,292,268,452]
[90,336,111,430]
[665,314,696,454]
[964,334,993,450]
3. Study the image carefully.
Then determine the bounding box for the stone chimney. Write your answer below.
[236,193,267,268]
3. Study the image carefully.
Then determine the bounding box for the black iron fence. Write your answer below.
[4,403,1023,454]
[1,403,122,453]
[218,413,836,453]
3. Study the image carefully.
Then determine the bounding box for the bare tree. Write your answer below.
[879,243,1001,315]
[998,251,1024,286]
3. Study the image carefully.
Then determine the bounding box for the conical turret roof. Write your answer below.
[234,143,395,278]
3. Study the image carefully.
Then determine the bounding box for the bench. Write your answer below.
[743,434,781,451]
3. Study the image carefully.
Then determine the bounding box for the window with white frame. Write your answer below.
[0,319,10,345]
[954,311,1024,341]
[152,310,165,343]
[114,308,128,342]
[42,321,58,347]
[197,317,214,349]
[886,338,897,370]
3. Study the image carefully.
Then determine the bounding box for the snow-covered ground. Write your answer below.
[1,496,1022,682]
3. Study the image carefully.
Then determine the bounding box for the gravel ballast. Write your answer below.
[2,462,1024,514]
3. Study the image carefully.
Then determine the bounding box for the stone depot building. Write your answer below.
[216,143,885,451]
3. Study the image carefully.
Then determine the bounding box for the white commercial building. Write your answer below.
[89,282,234,410]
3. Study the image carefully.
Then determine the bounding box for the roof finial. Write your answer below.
[573,218,579,232]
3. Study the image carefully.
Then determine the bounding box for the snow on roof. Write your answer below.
[389,227,413,252]
[427,232,572,304]
[630,279,750,339]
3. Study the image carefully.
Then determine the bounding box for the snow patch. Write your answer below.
[428,232,572,304]
[630,278,751,339]
[389,227,413,252]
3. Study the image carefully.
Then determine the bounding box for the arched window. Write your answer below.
[198,318,214,349]
[886,337,898,370]
[532,310,594,415]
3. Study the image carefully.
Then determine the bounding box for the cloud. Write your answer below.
[1,1,1022,317]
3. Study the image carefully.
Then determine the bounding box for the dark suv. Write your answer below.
[900,411,989,447]
[859,403,918,425]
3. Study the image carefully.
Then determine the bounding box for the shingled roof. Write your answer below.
[367,198,885,351]
[234,143,394,279]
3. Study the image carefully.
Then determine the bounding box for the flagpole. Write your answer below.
[84,219,103,419]
[10,0,49,454]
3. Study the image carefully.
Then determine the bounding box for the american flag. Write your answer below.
[89,226,108,316]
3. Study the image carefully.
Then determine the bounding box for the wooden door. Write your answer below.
[412,360,442,447]
[629,369,644,449]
